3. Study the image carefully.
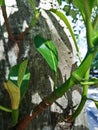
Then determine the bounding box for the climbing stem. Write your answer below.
[46,49,97,102]
[29,0,36,14]
[73,50,97,80]
[16,48,98,129]
[86,20,94,50]
[84,0,94,49]
[70,69,90,120]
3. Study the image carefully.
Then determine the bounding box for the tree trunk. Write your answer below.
[0,0,88,130]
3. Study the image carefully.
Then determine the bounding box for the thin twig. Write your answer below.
[1,5,15,41]
[17,26,31,41]
[1,4,32,43]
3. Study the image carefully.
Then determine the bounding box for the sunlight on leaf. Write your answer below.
[10,76,18,81]
[8,64,19,86]
[34,35,58,72]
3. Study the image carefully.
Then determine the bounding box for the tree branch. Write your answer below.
[17,26,31,41]
[16,98,53,130]
[16,76,74,130]
[1,5,15,41]
[1,3,31,42]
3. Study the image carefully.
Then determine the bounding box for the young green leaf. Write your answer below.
[20,71,30,99]
[3,80,20,110]
[34,35,58,72]
[18,59,28,87]
[8,60,30,99]
[3,80,20,126]
[18,60,30,99]
[8,64,19,86]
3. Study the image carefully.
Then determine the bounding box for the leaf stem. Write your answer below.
[29,0,36,14]
[0,105,12,112]
[87,98,98,102]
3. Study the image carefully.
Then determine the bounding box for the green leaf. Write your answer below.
[34,35,58,72]
[18,59,28,87]
[73,0,95,21]
[8,64,19,86]
[88,0,95,13]
[73,0,85,20]
[3,80,20,110]
[8,60,30,99]
[57,0,62,5]
[20,70,30,99]
[18,60,30,99]
[0,0,5,6]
